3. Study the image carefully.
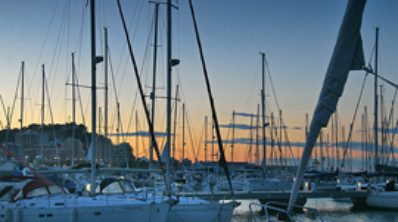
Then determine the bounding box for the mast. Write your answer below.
[374,27,379,170]
[20,61,24,129]
[150,3,160,169]
[182,103,185,165]
[104,27,109,164]
[71,53,76,166]
[204,116,208,162]
[212,116,214,162]
[90,0,98,196]
[270,112,274,166]
[231,111,235,162]
[117,102,120,145]
[172,85,179,160]
[165,0,172,195]
[256,104,260,165]
[279,110,283,165]
[135,111,139,160]
[41,64,45,165]
[98,107,102,160]
[260,52,267,174]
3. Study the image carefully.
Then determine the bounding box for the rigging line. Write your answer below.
[3,67,22,144]
[116,0,145,91]
[75,1,87,71]
[48,0,71,98]
[386,89,398,163]
[44,77,62,166]
[8,66,23,129]
[188,0,234,197]
[106,52,126,137]
[116,0,165,172]
[0,95,8,129]
[265,59,280,111]
[198,118,206,161]
[340,72,369,169]
[265,57,296,164]
[28,1,61,99]
[186,110,198,161]
[74,71,90,149]
[125,10,156,135]
[244,61,261,110]
[97,0,104,56]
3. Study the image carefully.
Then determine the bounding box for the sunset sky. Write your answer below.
[0,0,397,169]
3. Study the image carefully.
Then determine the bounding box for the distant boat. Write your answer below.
[366,181,398,210]
[0,161,18,177]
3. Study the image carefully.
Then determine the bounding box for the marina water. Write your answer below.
[231,198,398,222]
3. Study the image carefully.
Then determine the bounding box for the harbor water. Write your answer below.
[231,198,398,222]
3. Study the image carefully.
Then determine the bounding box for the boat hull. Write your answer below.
[0,196,170,222]
[366,191,398,210]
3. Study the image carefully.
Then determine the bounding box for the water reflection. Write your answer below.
[232,198,398,222]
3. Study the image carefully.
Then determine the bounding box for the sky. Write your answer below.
[0,0,397,169]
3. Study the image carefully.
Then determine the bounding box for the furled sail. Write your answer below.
[288,0,367,211]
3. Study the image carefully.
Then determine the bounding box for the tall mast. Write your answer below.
[41,64,45,165]
[135,111,139,160]
[165,0,172,195]
[260,52,267,174]
[182,103,185,165]
[256,104,260,165]
[204,116,208,162]
[279,110,283,165]
[231,111,235,162]
[172,85,179,160]
[211,116,214,162]
[150,3,160,169]
[20,61,24,129]
[104,27,109,164]
[90,0,97,196]
[98,107,102,160]
[117,102,120,145]
[374,27,379,170]
[71,53,76,166]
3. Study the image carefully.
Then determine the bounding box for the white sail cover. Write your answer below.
[288,0,366,211]
[160,142,169,162]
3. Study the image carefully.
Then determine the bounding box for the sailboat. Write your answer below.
[360,28,398,210]
[115,0,236,221]
[0,1,171,221]
[288,0,367,212]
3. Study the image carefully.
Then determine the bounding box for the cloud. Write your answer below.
[108,131,170,137]
[219,124,288,130]
[219,124,260,130]
[234,112,257,118]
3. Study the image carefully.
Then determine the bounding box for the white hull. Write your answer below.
[0,194,170,222]
[366,191,398,210]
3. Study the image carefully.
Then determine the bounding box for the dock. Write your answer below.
[176,190,369,204]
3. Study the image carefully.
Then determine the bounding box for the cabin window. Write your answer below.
[120,181,135,192]
[27,187,48,198]
[102,182,122,194]
[48,186,65,194]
